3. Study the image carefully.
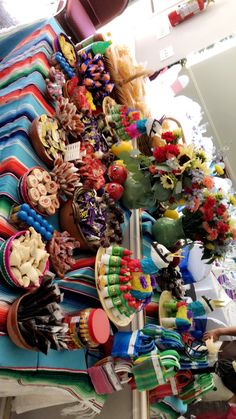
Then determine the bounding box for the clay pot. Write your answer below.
[7,294,38,351]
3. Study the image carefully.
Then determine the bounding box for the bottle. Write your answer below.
[76,33,105,51]
[78,40,112,56]
[106,246,133,257]
[168,0,208,27]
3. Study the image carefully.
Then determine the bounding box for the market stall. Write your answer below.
[0,16,236,419]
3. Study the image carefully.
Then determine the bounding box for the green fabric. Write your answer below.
[0,369,106,412]
[133,351,180,391]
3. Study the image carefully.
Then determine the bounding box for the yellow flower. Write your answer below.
[214,164,224,175]
[192,158,210,175]
[178,145,195,161]
[229,195,236,206]
[173,128,182,139]
[196,150,208,163]
[178,198,186,205]
[205,242,215,250]
[164,209,179,219]
[160,174,175,189]
[177,145,195,172]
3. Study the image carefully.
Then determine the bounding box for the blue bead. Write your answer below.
[28,208,36,217]
[41,219,48,228]
[21,203,30,212]
[18,211,28,221]
[27,216,34,225]
[47,224,54,233]
[35,214,43,222]
[44,231,52,241]
[39,226,46,237]
[33,221,41,232]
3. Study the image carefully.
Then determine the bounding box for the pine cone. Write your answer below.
[51,157,82,197]
[56,97,84,137]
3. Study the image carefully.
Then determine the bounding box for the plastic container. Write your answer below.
[64,308,110,349]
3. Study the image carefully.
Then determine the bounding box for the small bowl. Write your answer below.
[7,294,38,351]
[29,115,67,169]
[0,231,49,289]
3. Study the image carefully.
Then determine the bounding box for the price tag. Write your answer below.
[65,142,81,161]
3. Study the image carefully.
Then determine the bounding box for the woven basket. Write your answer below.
[137,116,186,156]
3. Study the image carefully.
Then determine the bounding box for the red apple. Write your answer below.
[108,163,128,184]
[105,182,124,201]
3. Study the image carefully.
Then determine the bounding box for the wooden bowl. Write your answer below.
[7,294,38,351]
[59,187,99,252]
[29,116,54,168]
[29,115,67,169]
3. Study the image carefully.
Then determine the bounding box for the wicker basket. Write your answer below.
[137,116,186,156]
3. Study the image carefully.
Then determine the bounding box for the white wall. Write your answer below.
[135,0,236,71]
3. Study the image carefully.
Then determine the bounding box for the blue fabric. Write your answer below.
[179,245,195,284]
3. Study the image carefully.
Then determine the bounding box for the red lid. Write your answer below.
[88,309,110,344]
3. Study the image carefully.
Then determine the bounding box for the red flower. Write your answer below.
[216,203,227,216]
[203,208,214,221]
[166,144,180,157]
[205,196,217,208]
[161,131,175,143]
[217,221,229,234]
[153,146,167,162]
[153,144,180,162]
[149,164,158,175]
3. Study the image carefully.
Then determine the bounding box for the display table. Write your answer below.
[0,18,107,416]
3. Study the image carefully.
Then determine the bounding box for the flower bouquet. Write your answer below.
[153,192,236,262]
[121,131,213,210]
[181,192,236,261]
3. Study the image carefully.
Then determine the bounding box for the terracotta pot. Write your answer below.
[7,294,38,351]
[29,116,54,168]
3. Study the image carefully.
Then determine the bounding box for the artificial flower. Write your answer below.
[161,131,175,143]
[160,174,176,189]
[216,203,227,216]
[229,195,236,206]
[202,176,214,190]
[207,230,218,241]
[190,196,200,213]
[217,221,229,234]
[196,149,208,163]
[177,145,194,163]
[153,144,180,162]
[214,164,224,175]
[192,158,209,173]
